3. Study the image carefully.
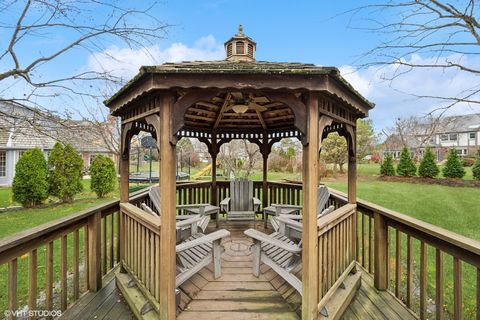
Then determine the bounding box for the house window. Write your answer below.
[236,41,245,54]
[456,149,468,156]
[470,132,476,140]
[440,134,448,141]
[0,151,6,177]
[449,133,458,141]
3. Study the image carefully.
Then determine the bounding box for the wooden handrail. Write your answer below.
[120,203,161,232]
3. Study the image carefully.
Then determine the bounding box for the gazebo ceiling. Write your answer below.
[184,91,295,131]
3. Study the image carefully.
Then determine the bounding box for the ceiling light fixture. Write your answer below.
[232,103,249,114]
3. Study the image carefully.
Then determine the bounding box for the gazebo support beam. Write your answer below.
[302,92,319,320]
[262,131,269,228]
[157,95,177,320]
[211,133,219,227]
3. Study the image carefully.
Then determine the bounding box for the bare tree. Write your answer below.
[218,140,260,179]
[351,0,480,111]
[0,0,169,118]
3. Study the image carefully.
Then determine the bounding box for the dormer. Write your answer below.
[224,25,256,62]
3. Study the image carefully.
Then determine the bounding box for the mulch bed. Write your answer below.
[379,175,480,188]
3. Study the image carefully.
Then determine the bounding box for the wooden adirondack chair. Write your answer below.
[220,179,261,221]
[244,200,336,295]
[268,185,331,231]
[176,229,230,287]
[146,186,220,232]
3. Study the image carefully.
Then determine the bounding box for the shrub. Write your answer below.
[90,155,117,198]
[380,153,395,176]
[48,142,84,202]
[418,147,439,178]
[396,146,417,177]
[12,148,49,207]
[472,148,480,181]
[442,148,466,179]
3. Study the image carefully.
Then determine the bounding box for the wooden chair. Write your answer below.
[268,185,331,231]
[176,229,230,287]
[146,185,219,231]
[244,229,302,294]
[141,203,211,243]
[244,205,336,295]
[220,179,261,221]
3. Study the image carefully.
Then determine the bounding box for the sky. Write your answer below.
[1,0,480,131]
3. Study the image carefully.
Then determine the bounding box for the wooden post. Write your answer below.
[347,125,356,204]
[262,131,269,228]
[158,94,177,320]
[88,210,102,292]
[302,92,319,320]
[211,133,218,227]
[374,211,388,290]
[119,123,130,268]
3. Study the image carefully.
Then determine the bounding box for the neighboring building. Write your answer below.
[0,103,117,186]
[383,113,480,162]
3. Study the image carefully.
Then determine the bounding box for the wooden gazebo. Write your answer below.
[105,26,374,320]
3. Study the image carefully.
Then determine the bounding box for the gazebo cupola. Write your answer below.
[225,25,256,61]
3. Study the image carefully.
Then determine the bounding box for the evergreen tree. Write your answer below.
[442,148,466,179]
[396,146,417,177]
[418,147,439,178]
[48,142,84,202]
[380,153,395,176]
[90,155,117,198]
[473,148,480,181]
[12,148,49,207]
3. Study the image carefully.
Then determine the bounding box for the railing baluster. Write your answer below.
[8,258,17,320]
[28,250,37,320]
[110,213,114,268]
[436,249,444,320]
[395,229,401,298]
[368,214,373,273]
[420,241,427,319]
[73,229,79,301]
[84,226,89,289]
[102,216,107,275]
[362,212,365,267]
[406,235,413,308]
[61,235,68,311]
[453,257,463,320]
[45,241,53,316]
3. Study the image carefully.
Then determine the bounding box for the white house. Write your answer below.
[0,103,116,186]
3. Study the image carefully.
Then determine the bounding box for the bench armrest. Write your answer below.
[276,216,303,231]
[220,197,230,212]
[244,229,301,253]
[175,215,203,228]
[176,229,230,253]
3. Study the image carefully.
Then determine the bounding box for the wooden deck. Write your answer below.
[59,277,134,320]
[177,220,301,320]
[61,220,416,320]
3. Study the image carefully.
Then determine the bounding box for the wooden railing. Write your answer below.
[317,203,357,313]
[3,181,480,320]
[329,189,480,320]
[120,203,161,310]
[0,189,148,320]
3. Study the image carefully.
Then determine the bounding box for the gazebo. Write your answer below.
[105,26,374,320]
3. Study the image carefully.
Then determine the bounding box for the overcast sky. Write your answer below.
[2,1,480,131]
